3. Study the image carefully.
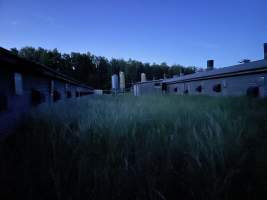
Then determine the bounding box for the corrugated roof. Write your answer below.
[136,79,163,85]
[0,47,93,89]
[163,59,267,84]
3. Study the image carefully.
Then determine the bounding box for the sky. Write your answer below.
[0,0,266,68]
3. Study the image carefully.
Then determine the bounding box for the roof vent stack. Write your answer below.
[207,60,214,70]
[264,43,267,60]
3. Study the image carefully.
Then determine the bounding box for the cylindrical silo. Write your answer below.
[111,74,119,92]
[141,73,146,82]
[119,71,125,92]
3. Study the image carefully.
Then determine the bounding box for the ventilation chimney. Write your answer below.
[264,43,267,60]
[207,60,214,70]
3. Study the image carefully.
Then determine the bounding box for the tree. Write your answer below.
[13,46,196,90]
[10,48,18,55]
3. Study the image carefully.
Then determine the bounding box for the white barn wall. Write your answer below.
[167,73,267,97]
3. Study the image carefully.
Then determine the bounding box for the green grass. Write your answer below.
[1,95,267,200]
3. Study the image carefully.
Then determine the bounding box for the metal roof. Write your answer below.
[135,79,163,85]
[163,59,267,84]
[0,47,93,90]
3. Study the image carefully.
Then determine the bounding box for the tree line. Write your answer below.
[10,47,196,90]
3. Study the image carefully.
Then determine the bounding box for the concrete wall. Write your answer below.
[134,81,162,96]
[0,68,93,137]
[53,79,66,102]
[0,68,20,137]
[133,72,267,98]
[167,73,267,97]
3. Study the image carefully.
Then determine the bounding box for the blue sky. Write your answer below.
[0,0,266,68]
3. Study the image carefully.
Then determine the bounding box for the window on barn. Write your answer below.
[76,91,80,97]
[174,88,178,92]
[53,91,61,102]
[246,86,259,98]
[196,85,202,93]
[14,72,23,95]
[31,89,45,106]
[0,94,8,112]
[154,83,160,86]
[213,84,222,93]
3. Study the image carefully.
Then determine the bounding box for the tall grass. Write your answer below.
[1,95,267,200]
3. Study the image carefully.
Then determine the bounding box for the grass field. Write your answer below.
[1,95,267,200]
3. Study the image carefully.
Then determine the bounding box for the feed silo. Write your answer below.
[111,74,119,92]
[119,71,125,92]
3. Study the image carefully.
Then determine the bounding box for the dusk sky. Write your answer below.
[0,0,266,68]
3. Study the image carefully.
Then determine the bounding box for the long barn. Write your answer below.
[0,47,94,137]
[134,43,267,98]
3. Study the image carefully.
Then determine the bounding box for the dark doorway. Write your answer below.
[31,89,45,106]
[162,83,167,91]
[0,94,8,112]
[67,91,72,98]
[213,84,222,93]
[196,85,202,93]
[76,91,80,97]
[53,91,61,102]
[246,86,259,98]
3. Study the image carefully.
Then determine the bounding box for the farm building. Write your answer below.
[134,43,267,98]
[133,79,163,96]
[0,47,94,137]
